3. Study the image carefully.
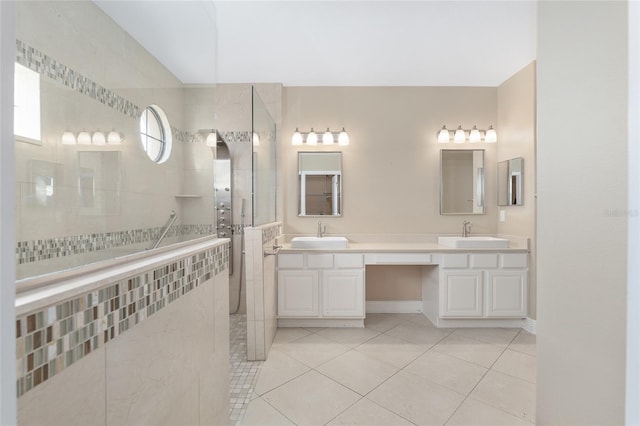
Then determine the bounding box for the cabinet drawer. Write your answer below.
[442,254,468,268]
[278,254,304,269]
[307,254,334,269]
[470,254,498,269]
[335,253,364,268]
[500,253,528,269]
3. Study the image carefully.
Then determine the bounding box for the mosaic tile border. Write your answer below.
[16,224,216,265]
[16,39,204,145]
[16,242,229,398]
[262,223,283,243]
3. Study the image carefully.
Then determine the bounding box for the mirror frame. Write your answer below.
[440,149,485,215]
[298,152,343,217]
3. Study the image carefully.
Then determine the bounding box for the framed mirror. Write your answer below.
[440,149,485,215]
[298,152,342,216]
[498,157,524,206]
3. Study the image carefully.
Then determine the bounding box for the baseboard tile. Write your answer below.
[522,317,537,335]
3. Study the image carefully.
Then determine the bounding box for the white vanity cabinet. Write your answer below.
[437,252,528,319]
[277,252,365,326]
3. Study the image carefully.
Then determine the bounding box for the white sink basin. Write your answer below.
[290,236,348,249]
[438,236,509,249]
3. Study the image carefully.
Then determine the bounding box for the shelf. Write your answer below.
[174,194,202,198]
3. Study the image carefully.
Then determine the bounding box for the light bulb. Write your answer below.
[206,131,217,147]
[469,126,481,143]
[77,131,91,145]
[338,128,349,146]
[292,128,303,145]
[485,125,497,143]
[323,128,334,145]
[437,126,450,143]
[107,130,123,145]
[62,131,76,145]
[92,131,106,145]
[253,132,260,146]
[454,126,465,143]
[306,128,318,145]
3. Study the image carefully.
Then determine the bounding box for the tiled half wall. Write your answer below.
[16,239,229,399]
[245,222,282,361]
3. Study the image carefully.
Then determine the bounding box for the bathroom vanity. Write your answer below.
[276,236,529,328]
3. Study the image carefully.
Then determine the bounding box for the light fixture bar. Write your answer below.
[436,125,497,144]
[292,128,349,145]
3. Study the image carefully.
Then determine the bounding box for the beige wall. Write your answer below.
[282,86,499,302]
[497,62,537,319]
[536,2,627,424]
[282,87,499,236]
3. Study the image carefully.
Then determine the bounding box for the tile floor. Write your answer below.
[230,314,264,425]
[241,313,536,426]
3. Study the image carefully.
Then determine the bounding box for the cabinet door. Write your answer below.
[277,270,319,317]
[322,269,365,317]
[486,270,527,317]
[440,270,483,317]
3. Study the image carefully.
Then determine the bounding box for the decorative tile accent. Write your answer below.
[219,131,252,144]
[16,39,141,119]
[262,223,283,243]
[15,39,204,145]
[16,243,229,398]
[16,224,217,265]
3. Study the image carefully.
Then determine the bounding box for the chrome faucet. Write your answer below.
[317,221,326,238]
[462,220,472,238]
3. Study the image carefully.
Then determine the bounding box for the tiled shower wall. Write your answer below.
[15,2,217,279]
[17,239,230,425]
[245,222,283,361]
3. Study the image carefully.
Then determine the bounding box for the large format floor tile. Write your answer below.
[262,370,361,426]
[316,326,381,348]
[492,348,537,383]
[272,333,350,368]
[433,333,506,368]
[470,370,536,423]
[326,398,414,426]
[241,397,295,426]
[316,350,399,395]
[446,398,532,426]
[508,330,537,356]
[368,370,465,425]
[253,350,310,396]
[404,350,488,395]
[240,314,537,426]
[355,333,430,368]
[452,327,520,348]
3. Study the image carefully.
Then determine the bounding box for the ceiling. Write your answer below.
[95,1,537,87]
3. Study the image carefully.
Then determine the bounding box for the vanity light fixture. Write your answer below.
[62,130,124,146]
[485,125,497,143]
[61,131,77,145]
[437,124,498,144]
[107,130,123,145]
[322,128,334,145]
[292,127,350,146]
[469,126,481,143]
[77,131,92,145]
[92,131,106,145]
[437,126,450,143]
[338,128,349,146]
[306,129,318,145]
[454,126,466,144]
[292,128,303,146]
